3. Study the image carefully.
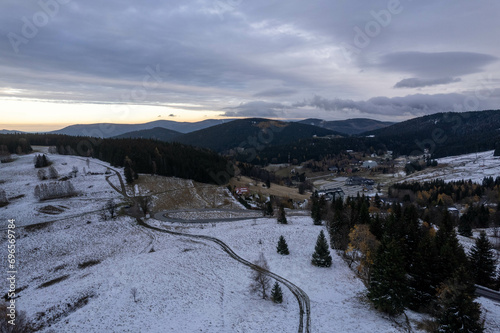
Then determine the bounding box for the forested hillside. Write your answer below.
[0,134,231,184]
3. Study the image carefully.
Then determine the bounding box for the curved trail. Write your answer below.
[104,165,311,333]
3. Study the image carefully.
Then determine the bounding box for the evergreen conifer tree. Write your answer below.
[277,205,287,224]
[124,156,135,184]
[311,193,324,225]
[368,240,409,316]
[458,215,473,237]
[277,235,290,255]
[271,281,283,304]
[469,231,497,288]
[312,230,332,267]
[436,266,484,333]
[435,210,468,283]
[264,201,274,216]
[408,229,440,311]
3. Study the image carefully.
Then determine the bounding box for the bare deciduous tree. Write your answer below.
[106,199,117,219]
[250,253,271,299]
[137,196,152,216]
[131,287,138,303]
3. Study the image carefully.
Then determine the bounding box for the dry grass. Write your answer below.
[229,176,309,201]
[135,175,238,211]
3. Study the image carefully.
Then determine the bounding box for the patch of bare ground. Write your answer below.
[134,175,238,211]
[229,175,310,201]
[38,205,67,215]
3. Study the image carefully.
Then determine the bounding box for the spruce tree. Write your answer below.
[271,281,283,304]
[124,156,135,184]
[277,205,287,224]
[311,230,332,267]
[469,231,497,288]
[458,215,473,237]
[436,266,484,333]
[435,210,468,284]
[264,201,274,216]
[277,235,290,255]
[311,193,323,225]
[408,230,440,312]
[368,240,408,316]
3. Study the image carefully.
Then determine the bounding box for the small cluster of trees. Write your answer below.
[250,253,283,302]
[34,154,50,168]
[34,181,77,201]
[391,177,500,207]
[124,156,138,184]
[37,166,59,180]
[458,204,491,236]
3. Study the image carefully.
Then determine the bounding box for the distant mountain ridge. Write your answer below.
[112,127,182,141]
[0,130,25,134]
[365,109,500,157]
[297,118,395,135]
[49,119,236,138]
[172,118,340,152]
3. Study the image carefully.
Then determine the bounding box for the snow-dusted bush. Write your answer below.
[0,189,8,206]
[34,181,77,201]
[37,169,47,180]
[48,166,59,179]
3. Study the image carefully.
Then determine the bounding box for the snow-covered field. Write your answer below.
[1,149,499,332]
[404,150,500,184]
[0,147,123,227]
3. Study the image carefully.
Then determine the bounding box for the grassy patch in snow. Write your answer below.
[78,259,101,269]
[37,275,70,289]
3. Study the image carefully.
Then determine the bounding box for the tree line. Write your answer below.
[0,133,233,185]
[312,193,497,331]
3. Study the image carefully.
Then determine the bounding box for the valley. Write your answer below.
[1,145,500,332]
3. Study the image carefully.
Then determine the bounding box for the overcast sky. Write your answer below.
[1,0,499,130]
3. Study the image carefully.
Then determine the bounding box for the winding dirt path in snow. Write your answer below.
[105,166,312,333]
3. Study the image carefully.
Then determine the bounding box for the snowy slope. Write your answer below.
[2,150,499,332]
[0,147,123,227]
[403,150,500,184]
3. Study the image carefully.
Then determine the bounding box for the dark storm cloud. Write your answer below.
[223,101,288,117]
[377,52,497,77]
[0,1,499,121]
[394,77,462,89]
[294,93,485,117]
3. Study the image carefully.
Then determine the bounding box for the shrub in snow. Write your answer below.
[34,181,77,201]
[37,169,47,180]
[0,189,8,207]
[71,166,78,178]
[48,166,59,179]
[0,303,33,331]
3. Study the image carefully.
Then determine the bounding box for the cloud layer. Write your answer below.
[0,0,499,125]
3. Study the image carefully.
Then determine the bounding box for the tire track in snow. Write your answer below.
[104,165,312,333]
